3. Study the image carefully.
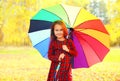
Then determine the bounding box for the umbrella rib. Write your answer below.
[75,28,108,35]
[80,30,109,51]
[75,27,106,34]
[73,33,89,67]
[83,31,109,61]
[74,19,109,35]
[79,33,101,61]
[74,31,105,61]
[34,37,50,47]
[60,4,71,27]
[42,9,63,20]
[72,8,81,27]
[34,37,50,57]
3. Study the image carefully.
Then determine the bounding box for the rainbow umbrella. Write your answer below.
[28,4,110,68]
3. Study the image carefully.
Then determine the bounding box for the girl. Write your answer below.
[47,20,77,81]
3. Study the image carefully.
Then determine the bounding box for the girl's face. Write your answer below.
[54,24,64,39]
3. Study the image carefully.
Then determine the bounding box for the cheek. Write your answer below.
[60,31,64,34]
[54,31,57,35]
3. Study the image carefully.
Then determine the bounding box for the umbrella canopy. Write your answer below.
[28,4,110,68]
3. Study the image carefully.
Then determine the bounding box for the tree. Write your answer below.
[87,0,109,24]
[106,0,120,46]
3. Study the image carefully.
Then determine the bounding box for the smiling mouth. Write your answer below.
[56,34,62,35]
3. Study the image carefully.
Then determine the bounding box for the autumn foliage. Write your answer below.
[0,0,120,47]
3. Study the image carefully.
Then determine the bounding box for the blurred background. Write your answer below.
[0,0,120,47]
[0,0,120,81]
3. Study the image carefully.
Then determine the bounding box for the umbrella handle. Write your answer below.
[54,62,61,81]
[56,62,61,70]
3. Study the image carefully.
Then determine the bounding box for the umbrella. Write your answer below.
[28,4,110,68]
[54,62,61,81]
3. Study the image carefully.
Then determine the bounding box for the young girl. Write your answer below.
[47,20,77,81]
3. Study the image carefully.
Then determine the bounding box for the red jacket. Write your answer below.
[47,39,77,81]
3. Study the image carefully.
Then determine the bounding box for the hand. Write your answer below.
[62,45,69,52]
[58,53,65,61]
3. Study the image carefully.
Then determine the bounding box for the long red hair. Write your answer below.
[50,20,68,40]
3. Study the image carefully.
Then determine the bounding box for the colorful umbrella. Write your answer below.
[28,4,110,68]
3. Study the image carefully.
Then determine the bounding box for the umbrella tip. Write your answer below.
[69,28,74,31]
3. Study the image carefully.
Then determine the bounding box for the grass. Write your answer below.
[0,47,120,81]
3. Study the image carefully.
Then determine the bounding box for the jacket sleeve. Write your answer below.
[48,41,59,62]
[68,39,78,56]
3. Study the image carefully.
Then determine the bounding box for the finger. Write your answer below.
[62,56,64,58]
[58,58,61,61]
[62,45,66,49]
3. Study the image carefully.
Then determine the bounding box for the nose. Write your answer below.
[57,30,62,33]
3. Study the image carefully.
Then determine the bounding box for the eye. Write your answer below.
[60,29,63,31]
[55,29,59,31]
